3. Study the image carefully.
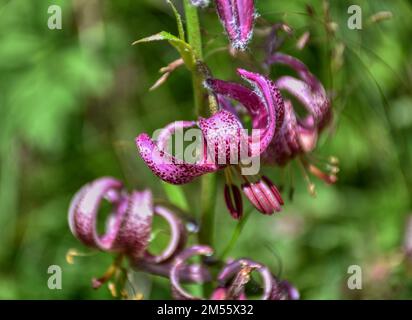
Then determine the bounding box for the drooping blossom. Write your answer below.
[136,69,285,218]
[170,245,299,300]
[263,53,332,164]
[68,177,210,284]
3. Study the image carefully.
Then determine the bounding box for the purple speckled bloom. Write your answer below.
[215,0,256,50]
[170,245,299,300]
[68,177,210,283]
[136,69,285,218]
[263,53,332,166]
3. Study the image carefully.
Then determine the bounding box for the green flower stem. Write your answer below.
[219,208,252,260]
[183,0,202,59]
[183,0,217,248]
[183,0,207,116]
[183,1,217,297]
[198,173,217,246]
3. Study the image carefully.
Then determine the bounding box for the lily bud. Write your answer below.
[215,0,256,50]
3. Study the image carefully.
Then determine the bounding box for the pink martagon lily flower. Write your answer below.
[215,0,256,50]
[263,53,332,165]
[170,245,299,300]
[68,177,211,283]
[260,53,337,186]
[136,69,286,218]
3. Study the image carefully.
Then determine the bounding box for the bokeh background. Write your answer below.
[1,0,412,299]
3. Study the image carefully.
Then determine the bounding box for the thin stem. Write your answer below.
[183,0,203,59]
[183,0,217,251]
[183,0,207,115]
[198,173,217,246]
[183,2,217,298]
[219,208,253,260]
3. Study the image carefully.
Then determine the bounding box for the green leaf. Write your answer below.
[166,0,185,41]
[161,182,190,211]
[133,31,196,70]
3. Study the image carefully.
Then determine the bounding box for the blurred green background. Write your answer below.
[1,0,412,299]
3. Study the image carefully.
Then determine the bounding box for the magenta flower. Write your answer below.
[263,53,332,166]
[68,177,210,283]
[136,69,285,218]
[261,53,336,185]
[170,245,299,300]
[215,0,256,50]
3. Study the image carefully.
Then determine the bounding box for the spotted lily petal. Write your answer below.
[216,0,256,50]
[198,109,246,165]
[217,259,274,300]
[136,133,217,185]
[68,177,151,259]
[135,258,212,283]
[144,205,187,263]
[262,100,300,165]
[170,245,214,300]
[263,53,332,165]
[137,69,283,185]
[270,279,300,300]
[206,68,285,158]
[210,287,247,300]
[267,53,331,128]
[69,178,188,263]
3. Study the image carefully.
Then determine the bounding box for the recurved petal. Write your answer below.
[206,69,284,158]
[198,109,246,166]
[276,76,328,125]
[205,78,264,128]
[69,179,157,260]
[113,190,154,260]
[267,53,320,90]
[136,133,217,185]
[143,205,187,263]
[135,259,212,283]
[170,245,214,300]
[157,121,196,151]
[270,279,300,300]
[268,53,331,128]
[217,259,274,300]
[237,68,285,157]
[262,99,300,166]
[68,177,125,250]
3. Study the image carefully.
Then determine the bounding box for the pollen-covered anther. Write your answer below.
[308,163,337,185]
[91,255,124,290]
[65,248,92,265]
[308,183,317,197]
[241,176,283,215]
[329,156,339,165]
